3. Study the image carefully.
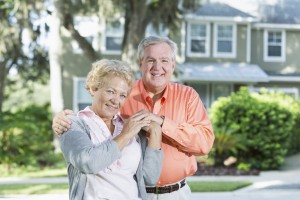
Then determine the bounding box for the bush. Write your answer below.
[210,87,297,170]
[0,103,58,167]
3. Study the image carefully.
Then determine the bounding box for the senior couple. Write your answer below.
[53,36,215,200]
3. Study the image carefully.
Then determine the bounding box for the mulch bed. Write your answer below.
[194,165,260,176]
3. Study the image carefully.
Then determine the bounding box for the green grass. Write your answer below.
[0,184,68,195]
[188,181,252,192]
[0,161,252,194]
[0,160,67,178]
[0,181,252,195]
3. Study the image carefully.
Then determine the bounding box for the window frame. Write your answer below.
[264,29,286,62]
[186,22,210,57]
[101,19,124,55]
[73,77,92,113]
[213,23,237,58]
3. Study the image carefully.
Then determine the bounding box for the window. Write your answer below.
[73,77,92,113]
[72,16,99,53]
[187,23,210,57]
[146,23,169,37]
[102,19,124,54]
[212,84,233,102]
[213,23,236,58]
[264,30,286,62]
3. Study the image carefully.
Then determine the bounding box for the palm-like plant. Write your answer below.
[212,127,248,167]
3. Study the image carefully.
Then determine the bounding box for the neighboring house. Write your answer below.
[61,0,300,112]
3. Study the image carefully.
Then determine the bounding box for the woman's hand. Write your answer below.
[114,110,151,150]
[143,121,162,150]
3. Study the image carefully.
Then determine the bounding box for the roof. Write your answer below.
[178,62,269,83]
[193,3,254,18]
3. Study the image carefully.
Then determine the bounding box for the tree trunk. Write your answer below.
[61,0,100,62]
[121,0,148,72]
[49,1,64,152]
[49,4,64,115]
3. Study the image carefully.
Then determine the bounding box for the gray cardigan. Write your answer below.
[59,115,163,200]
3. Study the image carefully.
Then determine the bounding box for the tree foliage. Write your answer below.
[52,0,200,68]
[0,0,49,112]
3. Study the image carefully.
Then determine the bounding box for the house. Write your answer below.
[60,0,300,112]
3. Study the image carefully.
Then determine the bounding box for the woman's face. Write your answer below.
[90,75,130,120]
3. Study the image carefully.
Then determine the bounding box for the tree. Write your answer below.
[47,0,200,115]
[0,0,49,113]
[51,0,200,69]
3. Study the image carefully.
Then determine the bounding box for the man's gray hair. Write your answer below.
[137,36,178,61]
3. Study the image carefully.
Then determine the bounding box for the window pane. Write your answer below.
[191,24,206,37]
[268,32,281,44]
[218,26,232,38]
[106,21,122,33]
[268,45,281,56]
[191,39,205,53]
[106,37,122,50]
[218,41,232,52]
[213,84,231,100]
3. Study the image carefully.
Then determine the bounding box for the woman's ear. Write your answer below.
[89,87,97,96]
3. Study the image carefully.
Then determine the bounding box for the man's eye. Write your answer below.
[162,59,169,63]
[107,90,114,94]
[147,60,154,63]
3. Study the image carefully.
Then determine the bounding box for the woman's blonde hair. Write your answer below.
[85,59,135,93]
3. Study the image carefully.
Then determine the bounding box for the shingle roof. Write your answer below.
[194,3,254,18]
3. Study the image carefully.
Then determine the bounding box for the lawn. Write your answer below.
[0,163,252,194]
[0,181,252,195]
[0,160,67,178]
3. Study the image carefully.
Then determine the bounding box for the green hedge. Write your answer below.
[210,87,299,170]
[0,104,58,167]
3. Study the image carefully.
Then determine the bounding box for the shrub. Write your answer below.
[0,103,57,167]
[210,87,296,170]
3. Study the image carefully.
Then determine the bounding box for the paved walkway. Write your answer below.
[0,153,299,200]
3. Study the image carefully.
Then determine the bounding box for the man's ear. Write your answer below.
[138,59,142,69]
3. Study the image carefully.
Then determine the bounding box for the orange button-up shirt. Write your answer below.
[120,80,214,186]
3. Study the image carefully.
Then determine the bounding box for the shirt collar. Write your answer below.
[78,106,123,123]
[138,80,168,104]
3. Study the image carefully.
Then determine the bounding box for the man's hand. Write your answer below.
[138,110,164,127]
[52,109,73,135]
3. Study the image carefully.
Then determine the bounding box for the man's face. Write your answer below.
[139,43,175,95]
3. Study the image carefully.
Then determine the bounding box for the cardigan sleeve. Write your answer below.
[59,115,121,174]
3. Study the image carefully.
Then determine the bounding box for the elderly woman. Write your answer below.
[58,59,163,200]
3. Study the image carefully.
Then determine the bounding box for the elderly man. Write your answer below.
[53,36,214,200]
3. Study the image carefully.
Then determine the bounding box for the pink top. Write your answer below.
[79,107,142,200]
